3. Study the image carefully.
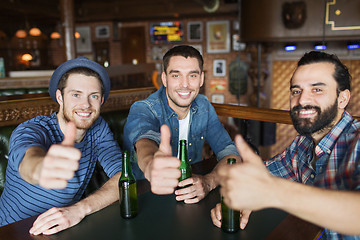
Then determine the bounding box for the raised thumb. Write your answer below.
[62,121,77,146]
[158,124,172,155]
[235,134,263,166]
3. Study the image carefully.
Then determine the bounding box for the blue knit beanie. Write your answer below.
[49,57,110,104]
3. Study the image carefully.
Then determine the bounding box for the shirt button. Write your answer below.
[201,136,204,139]
[189,143,192,146]
[310,174,315,178]
[189,159,192,162]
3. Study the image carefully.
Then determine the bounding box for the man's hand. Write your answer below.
[29,204,84,235]
[218,134,276,211]
[38,122,81,189]
[210,203,251,230]
[147,125,181,195]
[174,174,211,204]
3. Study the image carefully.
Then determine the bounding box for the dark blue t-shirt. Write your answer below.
[0,113,122,226]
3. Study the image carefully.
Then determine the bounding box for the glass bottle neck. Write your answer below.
[121,151,134,179]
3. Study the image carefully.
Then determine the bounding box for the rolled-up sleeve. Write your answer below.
[124,101,161,151]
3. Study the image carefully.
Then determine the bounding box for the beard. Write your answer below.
[62,105,100,130]
[290,100,338,136]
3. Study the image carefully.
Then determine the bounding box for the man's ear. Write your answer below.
[56,89,63,105]
[161,72,167,87]
[200,72,204,87]
[338,89,350,109]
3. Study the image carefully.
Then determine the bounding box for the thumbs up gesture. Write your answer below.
[218,134,275,212]
[38,122,81,189]
[149,124,181,195]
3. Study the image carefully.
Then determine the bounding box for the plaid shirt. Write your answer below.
[266,111,360,240]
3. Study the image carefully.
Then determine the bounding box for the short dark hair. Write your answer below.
[163,45,204,73]
[57,67,104,97]
[297,51,351,92]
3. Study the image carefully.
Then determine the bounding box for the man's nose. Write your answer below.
[180,77,189,88]
[80,97,91,108]
[298,91,312,106]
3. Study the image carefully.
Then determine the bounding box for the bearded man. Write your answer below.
[0,57,123,235]
[211,51,360,239]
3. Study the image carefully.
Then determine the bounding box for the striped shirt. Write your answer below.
[266,111,360,240]
[0,113,122,226]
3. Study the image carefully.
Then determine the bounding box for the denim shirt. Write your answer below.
[124,86,238,179]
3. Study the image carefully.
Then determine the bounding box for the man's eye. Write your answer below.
[291,90,301,95]
[91,95,99,99]
[73,93,79,97]
[314,88,322,92]
[172,74,179,78]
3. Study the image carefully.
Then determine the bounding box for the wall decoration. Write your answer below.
[213,59,226,77]
[76,26,92,53]
[210,79,226,92]
[211,94,225,104]
[190,44,203,55]
[95,25,110,39]
[282,1,306,29]
[206,20,230,53]
[187,21,202,42]
[151,46,170,61]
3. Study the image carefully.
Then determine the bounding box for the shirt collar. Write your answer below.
[316,111,354,156]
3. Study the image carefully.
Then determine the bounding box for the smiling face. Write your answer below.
[161,56,204,119]
[57,73,104,131]
[289,62,350,138]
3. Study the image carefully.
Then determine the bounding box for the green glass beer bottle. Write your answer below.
[178,140,192,186]
[221,158,240,233]
[119,150,138,218]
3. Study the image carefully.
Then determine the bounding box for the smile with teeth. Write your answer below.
[76,111,92,118]
[298,109,317,118]
[178,91,191,97]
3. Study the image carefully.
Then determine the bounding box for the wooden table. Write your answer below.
[0,159,323,240]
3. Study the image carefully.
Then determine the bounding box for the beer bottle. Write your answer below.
[221,158,240,233]
[178,140,192,186]
[119,150,138,218]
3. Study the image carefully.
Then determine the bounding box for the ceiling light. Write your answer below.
[314,43,327,50]
[284,44,297,51]
[50,32,61,39]
[15,29,27,38]
[21,53,33,61]
[29,27,41,36]
[347,42,360,50]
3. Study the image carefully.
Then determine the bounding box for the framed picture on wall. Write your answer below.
[95,25,110,39]
[76,26,92,53]
[187,21,202,42]
[211,94,225,104]
[190,44,203,55]
[206,20,230,53]
[213,59,226,77]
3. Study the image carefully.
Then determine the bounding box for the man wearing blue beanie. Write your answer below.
[0,57,122,235]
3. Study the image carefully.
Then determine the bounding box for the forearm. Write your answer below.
[19,146,46,184]
[74,172,121,217]
[272,177,360,235]
[135,138,158,180]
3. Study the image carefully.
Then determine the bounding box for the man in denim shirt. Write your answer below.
[211,51,360,239]
[124,45,239,204]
